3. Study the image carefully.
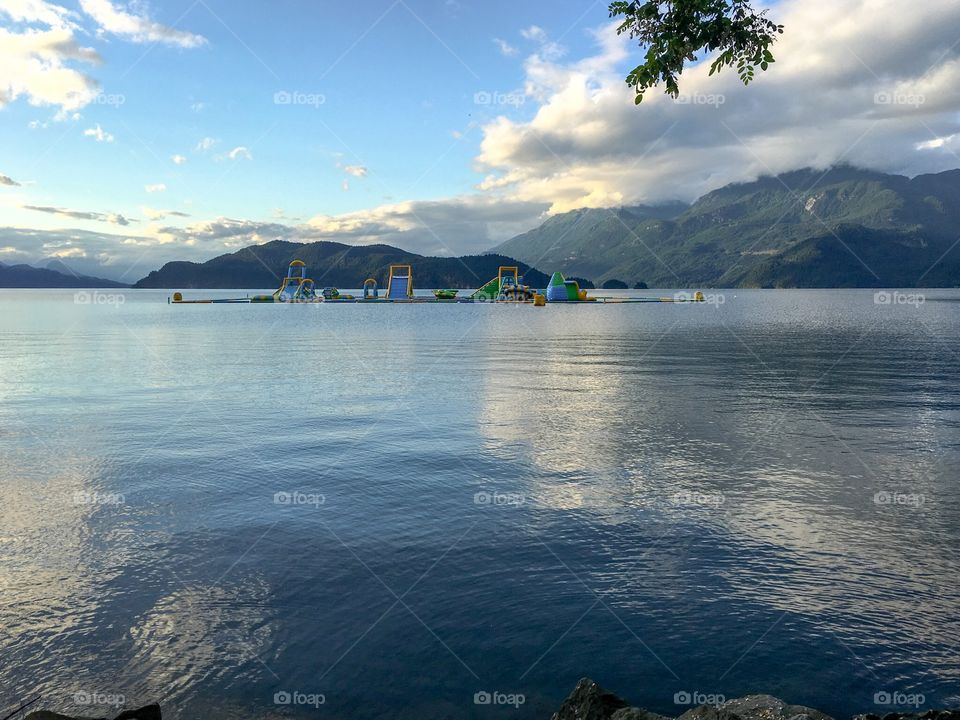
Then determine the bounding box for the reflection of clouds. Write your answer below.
[472,309,960,694]
[127,579,272,700]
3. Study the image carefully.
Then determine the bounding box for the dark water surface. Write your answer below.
[1,288,958,719]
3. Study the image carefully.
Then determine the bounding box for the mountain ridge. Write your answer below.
[133,240,549,289]
[0,261,130,288]
[491,166,960,288]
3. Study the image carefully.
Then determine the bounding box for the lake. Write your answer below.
[0,288,957,719]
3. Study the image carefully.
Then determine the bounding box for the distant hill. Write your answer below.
[492,167,960,287]
[134,240,549,289]
[0,261,129,288]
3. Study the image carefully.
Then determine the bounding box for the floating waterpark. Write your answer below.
[170,260,706,305]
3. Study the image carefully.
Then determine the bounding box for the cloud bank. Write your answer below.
[475,0,960,211]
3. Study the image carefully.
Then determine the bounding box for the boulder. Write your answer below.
[852,713,960,720]
[678,695,833,720]
[550,678,632,720]
[613,708,674,720]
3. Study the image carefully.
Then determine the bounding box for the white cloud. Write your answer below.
[519,25,564,61]
[0,0,204,114]
[144,183,166,193]
[0,25,101,111]
[226,146,252,161]
[142,206,189,221]
[83,123,113,142]
[339,163,368,178]
[195,136,218,152]
[171,154,187,165]
[78,0,206,47]
[22,203,133,225]
[475,0,960,213]
[0,0,77,27]
[0,174,20,186]
[519,25,547,43]
[301,195,548,256]
[493,37,518,57]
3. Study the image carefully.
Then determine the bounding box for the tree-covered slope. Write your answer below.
[134,240,549,289]
[492,167,960,287]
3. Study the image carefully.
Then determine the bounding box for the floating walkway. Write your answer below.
[170,261,706,306]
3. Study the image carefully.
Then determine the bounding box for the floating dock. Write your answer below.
[170,261,706,306]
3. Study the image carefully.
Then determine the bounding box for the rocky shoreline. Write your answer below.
[551,679,959,720]
[17,680,960,720]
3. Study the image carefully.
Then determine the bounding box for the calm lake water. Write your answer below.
[1,288,958,719]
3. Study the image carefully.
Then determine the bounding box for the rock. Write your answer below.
[26,705,160,720]
[852,714,960,720]
[112,706,161,720]
[678,695,833,720]
[612,708,673,720]
[550,678,631,720]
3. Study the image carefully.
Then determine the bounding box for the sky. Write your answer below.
[2,0,960,282]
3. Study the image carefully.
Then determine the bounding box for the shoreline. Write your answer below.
[19,679,959,720]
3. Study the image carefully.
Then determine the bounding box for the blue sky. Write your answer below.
[3,0,960,281]
[0,1,580,229]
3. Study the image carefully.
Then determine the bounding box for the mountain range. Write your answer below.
[7,166,960,290]
[133,241,549,289]
[493,166,960,288]
[0,261,128,288]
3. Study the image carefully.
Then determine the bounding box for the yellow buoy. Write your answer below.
[694,291,705,302]
[533,293,546,307]
[173,292,183,302]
